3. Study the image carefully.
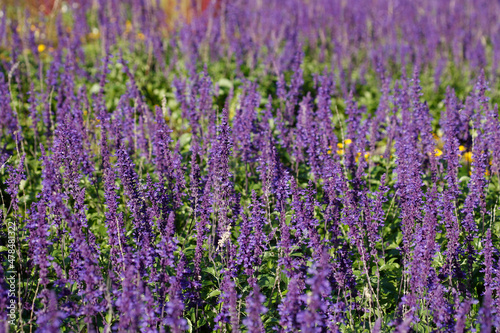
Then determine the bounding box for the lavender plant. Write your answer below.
[0,1,500,332]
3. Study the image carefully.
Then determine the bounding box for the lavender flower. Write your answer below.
[237,191,267,275]
[296,251,331,332]
[116,262,142,331]
[214,271,240,332]
[26,201,52,286]
[36,291,66,332]
[0,73,18,139]
[278,273,305,332]
[115,142,154,270]
[101,128,129,276]
[164,258,188,333]
[243,278,267,333]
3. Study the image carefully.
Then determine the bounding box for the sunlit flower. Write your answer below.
[459,145,466,152]
[464,152,473,163]
[88,28,100,40]
[38,44,46,53]
[125,20,132,33]
[345,139,352,145]
[434,148,443,157]
[337,143,343,149]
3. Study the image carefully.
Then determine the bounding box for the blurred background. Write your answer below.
[4,0,217,26]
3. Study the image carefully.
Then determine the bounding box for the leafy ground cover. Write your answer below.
[1,1,500,332]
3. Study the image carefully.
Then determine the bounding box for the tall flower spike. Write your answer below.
[441,87,462,196]
[243,278,267,333]
[344,91,362,174]
[26,201,52,287]
[482,229,494,290]
[296,250,331,331]
[410,69,437,178]
[278,273,305,332]
[164,258,188,333]
[486,104,500,177]
[190,137,208,278]
[461,132,488,245]
[0,263,8,327]
[5,153,25,214]
[364,174,388,260]
[156,211,177,269]
[116,262,142,332]
[36,290,66,332]
[478,288,493,333]
[394,77,424,265]
[101,127,128,276]
[207,107,236,239]
[314,69,337,154]
[233,80,260,165]
[0,72,19,140]
[115,142,154,273]
[237,191,267,275]
[214,270,240,332]
[454,299,472,333]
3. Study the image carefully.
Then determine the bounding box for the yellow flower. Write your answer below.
[434,148,443,157]
[485,169,490,176]
[337,143,343,149]
[459,145,465,152]
[89,32,100,40]
[337,149,345,155]
[463,152,473,163]
[229,104,236,120]
[327,150,332,155]
[37,44,46,53]
[364,152,370,160]
[345,139,352,145]
[355,152,362,163]
[125,20,132,33]
[137,33,145,40]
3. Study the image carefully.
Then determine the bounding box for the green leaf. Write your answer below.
[218,78,233,90]
[179,132,192,149]
[185,318,193,333]
[106,312,112,324]
[207,290,221,299]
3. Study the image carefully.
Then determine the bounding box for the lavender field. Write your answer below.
[1,0,500,331]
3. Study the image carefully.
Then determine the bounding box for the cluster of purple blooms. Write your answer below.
[1,0,500,332]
